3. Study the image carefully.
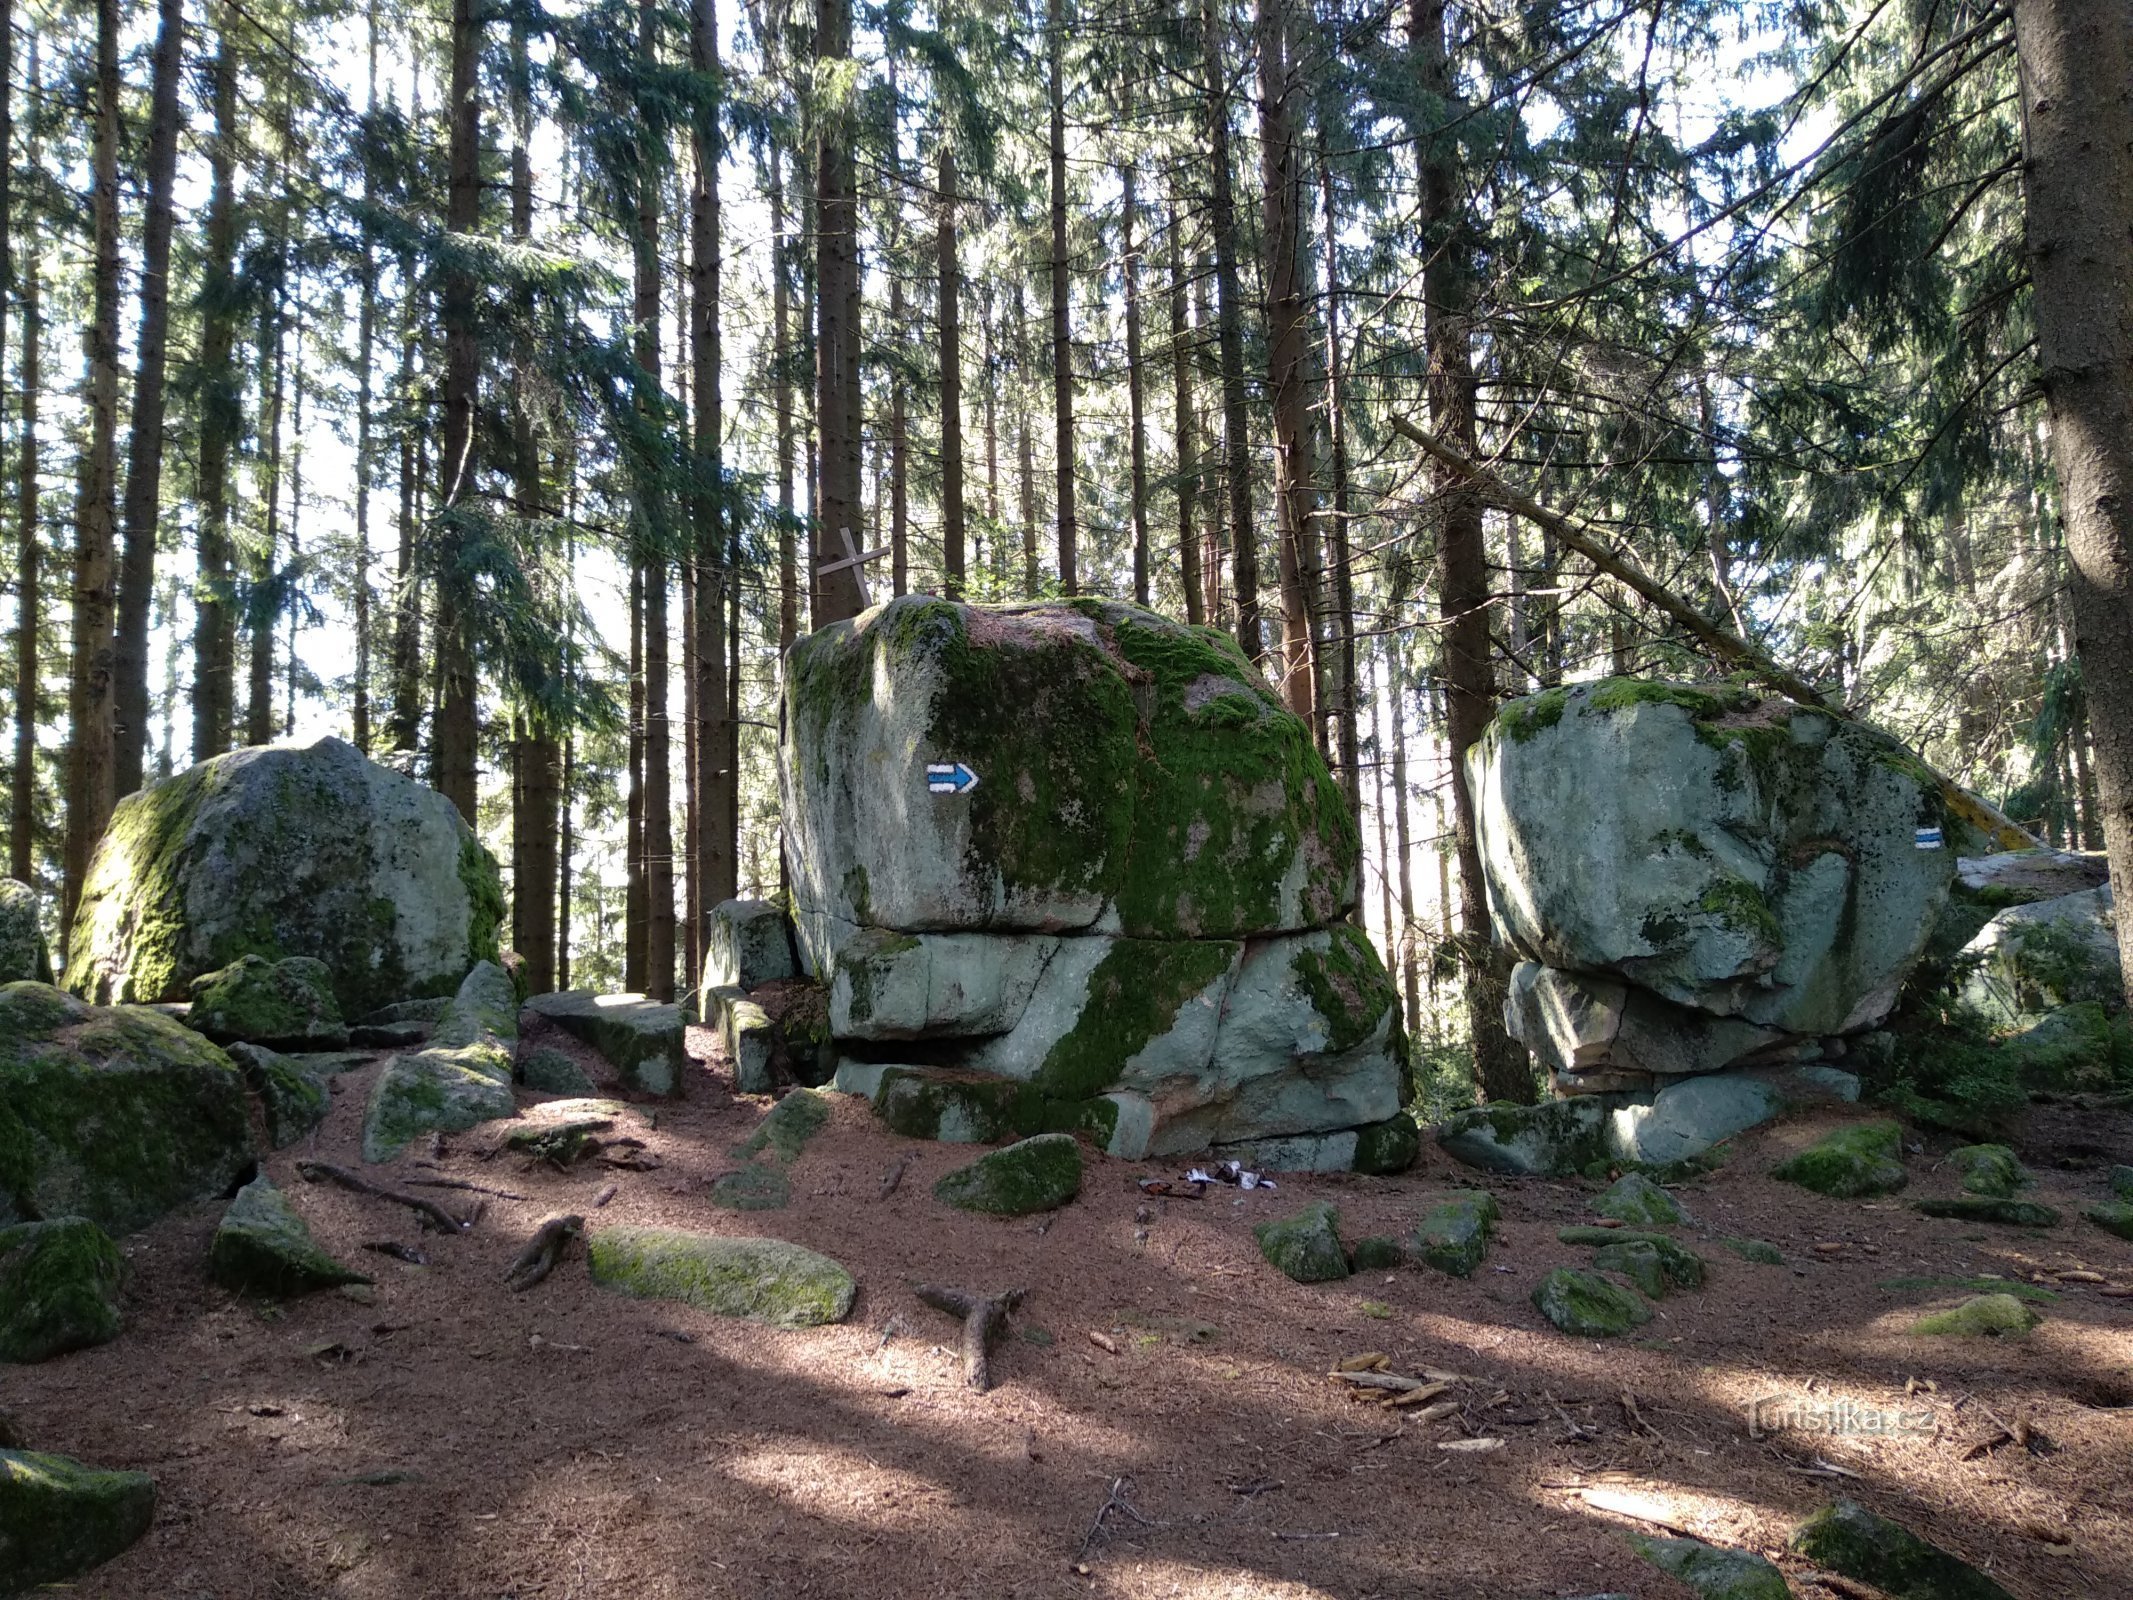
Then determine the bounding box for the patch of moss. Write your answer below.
[1909,1292,2039,1337]
[1791,1498,2015,1600]
[1532,1266,1651,1337]
[1291,925,1399,1055]
[932,1133,1083,1216]
[872,1068,1115,1146]
[1586,678,1744,718]
[1722,1236,1785,1265]
[587,1226,855,1327]
[730,1088,831,1164]
[1592,1236,1705,1297]
[0,1217,124,1362]
[1491,686,1570,743]
[1627,1533,1788,1600]
[1770,1120,1908,1198]
[457,833,505,971]
[1878,1275,2058,1304]
[2084,1200,2133,1241]
[1253,1201,1350,1283]
[1031,939,1238,1101]
[0,1448,157,1592]
[1698,876,1783,948]
[1593,1172,1686,1226]
[1944,1143,2027,1198]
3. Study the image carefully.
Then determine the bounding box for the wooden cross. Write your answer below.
[818,524,892,607]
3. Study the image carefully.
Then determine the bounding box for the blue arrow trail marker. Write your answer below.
[926,762,981,796]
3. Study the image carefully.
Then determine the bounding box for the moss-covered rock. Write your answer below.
[1532,1266,1652,1336]
[871,1066,1119,1147]
[1592,1236,1706,1297]
[0,879,52,984]
[0,1218,123,1362]
[500,1100,623,1165]
[704,898,797,990]
[732,1088,832,1164]
[1912,1196,2059,1228]
[208,1176,369,1296]
[1944,1143,2026,1198]
[1593,1171,1686,1225]
[1627,1533,1788,1600]
[522,990,686,1097]
[225,1042,330,1149]
[1253,1202,1350,1283]
[1958,886,2120,1029]
[361,962,518,1162]
[0,983,254,1235]
[587,1226,854,1326]
[1771,1121,1908,1198]
[1410,1190,1500,1277]
[2111,1164,2133,1200]
[1438,1097,1610,1177]
[1558,1224,1673,1248]
[186,954,347,1048]
[1352,1114,1420,1175]
[65,734,501,1018]
[2084,1200,2133,1241]
[518,1046,597,1096]
[1791,1498,2016,1599]
[1722,1236,1784,1265]
[0,1448,155,1591]
[933,1132,1083,1216]
[1909,1293,2039,1337]
[1347,1235,1404,1271]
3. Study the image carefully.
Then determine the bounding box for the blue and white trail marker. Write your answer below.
[926,762,981,796]
[1914,826,1943,850]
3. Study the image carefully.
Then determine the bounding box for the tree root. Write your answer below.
[295,1160,470,1233]
[504,1212,584,1292]
[914,1283,1027,1392]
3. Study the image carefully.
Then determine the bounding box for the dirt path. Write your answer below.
[10,1035,2132,1598]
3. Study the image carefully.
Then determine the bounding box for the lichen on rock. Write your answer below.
[1410,1190,1500,1277]
[1532,1266,1652,1336]
[1253,1201,1350,1283]
[187,954,347,1048]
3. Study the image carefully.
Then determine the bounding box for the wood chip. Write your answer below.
[1086,1331,1118,1355]
[1383,1383,1456,1409]
[1437,1437,1504,1453]
[1335,1352,1391,1372]
[1406,1400,1461,1426]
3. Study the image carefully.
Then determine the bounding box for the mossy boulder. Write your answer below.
[186,954,346,1048]
[64,734,502,1018]
[518,1046,597,1097]
[0,879,52,984]
[587,1226,855,1326]
[1253,1202,1350,1284]
[2084,1200,2133,1241]
[1912,1196,2058,1228]
[0,983,254,1234]
[361,962,518,1162]
[1438,1097,1609,1177]
[1348,1235,1404,1271]
[1944,1144,2026,1198]
[2111,1163,2133,1200]
[932,1132,1083,1216]
[0,1448,155,1592]
[225,1043,330,1149]
[1592,1236,1706,1297]
[1473,679,1954,1037]
[1593,1171,1686,1226]
[1909,1293,2039,1337]
[1558,1224,1674,1248]
[1791,1498,2016,1599]
[1533,1266,1652,1336]
[0,1218,124,1362]
[1957,884,2120,1028]
[1409,1190,1500,1277]
[704,898,796,990]
[1771,1121,1908,1198]
[522,990,686,1097]
[208,1176,370,1295]
[732,1088,832,1164]
[1352,1114,1420,1175]
[1627,1533,1788,1600]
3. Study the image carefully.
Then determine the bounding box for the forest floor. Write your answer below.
[10,1028,2133,1600]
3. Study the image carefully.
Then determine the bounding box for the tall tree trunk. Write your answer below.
[938,140,966,599]
[1388,641,1420,1034]
[771,148,798,647]
[112,0,184,796]
[635,0,673,1001]
[1168,197,1203,624]
[0,0,14,871]
[2012,0,2133,1008]
[1201,0,1259,662]
[1413,0,1527,1101]
[386,314,422,749]
[984,282,1002,583]
[1016,281,1039,596]
[1123,161,1151,606]
[693,0,736,920]
[1320,152,1359,824]
[64,0,124,942]
[626,566,645,990]
[351,0,382,755]
[888,199,909,597]
[812,0,866,623]
[1370,652,1395,973]
[1256,0,1318,722]
[10,139,38,882]
[433,0,482,821]
[247,269,285,748]
[1047,0,1078,593]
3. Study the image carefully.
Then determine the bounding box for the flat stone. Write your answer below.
[1912,1196,2058,1228]
[1438,1097,1610,1177]
[1533,1266,1651,1337]
[1592,1236,1705,1297]
[523,990,685,1097]
[209,1176,370,1295]
[830,1057,894,1099]
[1605,1073,1783,1167]
[587,1227,855,1326]
[1593,1172,1686,1226]
[351,1021,430,1049]
[703,898,797,990]
[722,996,776,1095]
[1957,847,2108,903]
[1253,1202,1350,1283]
[1791,1498,2016,1599]
[1627,1533,1788,1600]
[933,1133,1083,1216]
[0,1448,156,1592]
[0,1218,124,1363]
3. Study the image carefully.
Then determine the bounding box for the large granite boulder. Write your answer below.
[522,989,686,1096]
[784,598,1401,1170]
[187,954,348,1048]
[0,879,52,983]
[1958,883,2119,1027]
[0,982,254,1235]
[65,734,503,1018]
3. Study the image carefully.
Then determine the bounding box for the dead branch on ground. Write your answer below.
[505,1213,584,1292]
[913,1283,1027,1392]
[296,1160,469,1233]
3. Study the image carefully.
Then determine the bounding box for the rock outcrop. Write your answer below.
[782,596,1409,1170]
[0,879,52,984]
[66,735,503,1018]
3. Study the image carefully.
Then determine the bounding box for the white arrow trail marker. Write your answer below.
[926,762,981,796]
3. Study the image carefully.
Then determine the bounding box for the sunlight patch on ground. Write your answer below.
[720,1440,974,1533]
[1089,1555,1342,1599]
[1534,1471,1792,1552]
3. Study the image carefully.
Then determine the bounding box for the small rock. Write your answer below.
[518,1046,597,1096]
[1592,1236,1705,1297]
[1253,1202,1350,1284]
[1627,1532,1788,1600]
[208,1176,371,1296]
[1409,1190,1501,1277]
[0,1218,124,1363]
[1791,1497,2016,1599]
[1352,1114,1421,1175]
[187,954,349,1048]
[1944,1143,2027,1198]
[710,1165,791,1211]
[1593,1171,1686,1226]
[0,1448,155,1592]
[1721,1236,1784,1265]
[704,898,798,990]
[1532,1266,1651,1337]
[1771,1120,1908,1197]
[1909,1293,2040,1338]
[2085,1200,2133,1241]
[933,1133,1083,1217]
[587,1226,854,1326]
[1912,1196,2059,1228]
